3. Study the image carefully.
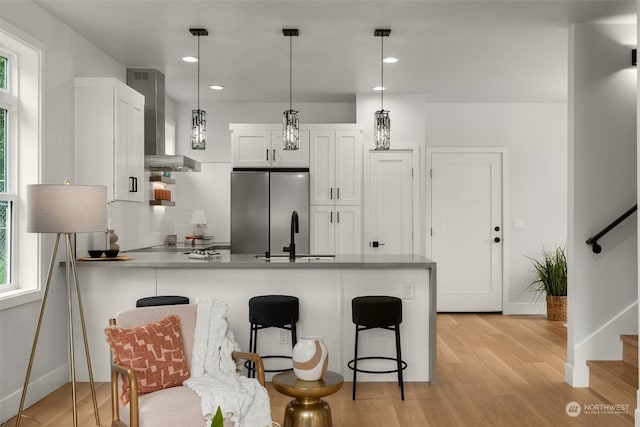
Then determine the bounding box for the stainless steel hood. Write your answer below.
[126,68,201,172]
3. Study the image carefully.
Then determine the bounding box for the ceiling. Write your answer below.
[31,0,636,104]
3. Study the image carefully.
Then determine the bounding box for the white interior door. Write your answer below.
[367,150,414,254]
[430,151,503,312]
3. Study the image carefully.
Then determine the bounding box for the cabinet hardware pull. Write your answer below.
[337,211,340,223]
[330,211,333,223]
[266,149,269,161]
[330,188,333,200]
[337,188,340,199]
[273,149,276,161]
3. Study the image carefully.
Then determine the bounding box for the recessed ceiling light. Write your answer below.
[372,86,385,91]
[383,57,398,63]
[182,56,198,63]
[209,85,224,90]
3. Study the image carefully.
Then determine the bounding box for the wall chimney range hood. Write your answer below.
[126,68,201,172]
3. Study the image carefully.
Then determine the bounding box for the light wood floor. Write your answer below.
[3,314,634,426]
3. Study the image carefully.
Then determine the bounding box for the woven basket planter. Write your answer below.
[546,295,567,321]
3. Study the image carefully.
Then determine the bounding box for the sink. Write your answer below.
[298,255,335,260]
[254,254,335,261]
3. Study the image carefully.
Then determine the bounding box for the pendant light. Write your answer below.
[283,28,300,151]
[190,28,208,150]
[374,29,391,150]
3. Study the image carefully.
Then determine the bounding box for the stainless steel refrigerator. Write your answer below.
[231,171,309,255]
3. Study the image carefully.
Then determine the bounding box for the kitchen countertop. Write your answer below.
[77,250,435,269]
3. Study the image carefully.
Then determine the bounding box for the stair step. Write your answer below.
[588,360,637,413]
[621,335,638,368]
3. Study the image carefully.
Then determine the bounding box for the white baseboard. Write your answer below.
[567,301,638,387]
[503,301,546,315]
[0,363,68,423]
[565,361,589,387]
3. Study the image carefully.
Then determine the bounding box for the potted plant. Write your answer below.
[527,246,567,321]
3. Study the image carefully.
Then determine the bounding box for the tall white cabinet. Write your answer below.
[309,126,363,254]
[74,78,144,202]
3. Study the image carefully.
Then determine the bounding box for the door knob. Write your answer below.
[494,237,501,243]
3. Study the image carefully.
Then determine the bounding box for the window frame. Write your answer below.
[0,21,44,309]
[0,47,19,292]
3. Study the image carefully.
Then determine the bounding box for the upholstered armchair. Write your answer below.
[107,304,265,427]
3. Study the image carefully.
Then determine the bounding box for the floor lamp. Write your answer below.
[16,183,107,427]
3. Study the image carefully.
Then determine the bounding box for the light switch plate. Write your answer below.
[402,282,415,299]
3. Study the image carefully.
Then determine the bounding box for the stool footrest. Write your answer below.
[347,356,408,374]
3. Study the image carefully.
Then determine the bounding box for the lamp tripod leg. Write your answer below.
[66,234,101,426]
[15,234,61,427]
[65,238,78,427]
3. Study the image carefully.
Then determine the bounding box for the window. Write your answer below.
[0,23,42,307]
[0,53,16,292]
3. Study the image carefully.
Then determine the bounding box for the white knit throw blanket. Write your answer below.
[184,298,272,427]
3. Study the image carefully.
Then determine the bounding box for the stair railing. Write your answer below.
[585,204,637,254]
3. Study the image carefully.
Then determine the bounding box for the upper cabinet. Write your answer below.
[310,128,362,206]
[74,78,144,202]
[230,124,309,168]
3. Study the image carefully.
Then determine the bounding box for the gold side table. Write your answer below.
[272,370,344,427]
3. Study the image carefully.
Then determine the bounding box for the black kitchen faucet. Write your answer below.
[283,210,299,261]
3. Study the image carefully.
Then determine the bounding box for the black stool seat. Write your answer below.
[136,295,189,307]
[348,295,406,400]
[247,295,299,377]
[352,295,402,327]
[249,295,299,327]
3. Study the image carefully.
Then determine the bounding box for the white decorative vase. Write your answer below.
[292,336,328,381]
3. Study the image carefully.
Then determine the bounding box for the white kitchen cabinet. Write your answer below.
[230,124,309,168]
[74,78,144,202]
[310,205,361,255]
[310,129,362,205]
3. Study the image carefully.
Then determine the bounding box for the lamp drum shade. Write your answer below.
[190,209,207,225]
[27,184,107,233]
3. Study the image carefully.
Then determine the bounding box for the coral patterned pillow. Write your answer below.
[105,315,190,404]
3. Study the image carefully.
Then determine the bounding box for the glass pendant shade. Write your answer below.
[191,109,206,150]
[190,28,208,150]
[374,109,390,150]
[282,29,300,151]
[283,109,299,150]
[374,29,391,150]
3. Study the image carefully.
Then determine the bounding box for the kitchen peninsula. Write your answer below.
[73,251,436,384]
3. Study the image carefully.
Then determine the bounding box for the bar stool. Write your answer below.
[347,296,407,400]
[136,295,190,307]
[247,295,299,378]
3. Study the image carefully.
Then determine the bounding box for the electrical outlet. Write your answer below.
[279,329,289,345]
[402,282,415,299]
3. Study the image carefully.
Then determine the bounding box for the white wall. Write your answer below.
[356,93,568,314]
[566,22,637,387]
[0,1,147,421]
[171,101,356,243]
